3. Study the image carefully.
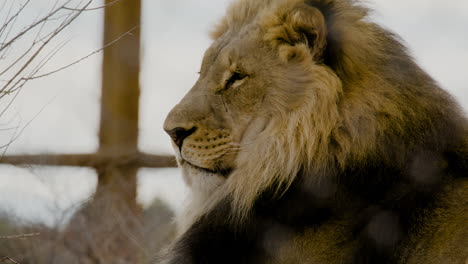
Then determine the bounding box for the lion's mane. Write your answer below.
[198,0,466,222]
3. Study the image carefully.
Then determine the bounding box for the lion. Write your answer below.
[160,0,468,263]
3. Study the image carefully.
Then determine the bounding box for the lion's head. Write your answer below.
[164,0,463,228]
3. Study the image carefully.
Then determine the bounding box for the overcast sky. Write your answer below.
[0,0,467,225]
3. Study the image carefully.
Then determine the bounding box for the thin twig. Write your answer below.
[63,0,121,11]
[0,0,73,53]
[0,0,92,97]
[28,26,139,80]
[0,91,55,152]
[0,0,16,43]
[0,256,20,264]
[0,0,31,39]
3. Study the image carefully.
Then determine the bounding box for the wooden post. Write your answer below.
[97,0,142,211]
[61,1,145,262]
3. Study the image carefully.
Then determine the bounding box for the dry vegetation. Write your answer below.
[0,187,175,263]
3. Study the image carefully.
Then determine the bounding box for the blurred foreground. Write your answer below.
[0,185,175,264]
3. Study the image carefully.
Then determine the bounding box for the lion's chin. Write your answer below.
[180,161,227,201]
[181,160,232,178]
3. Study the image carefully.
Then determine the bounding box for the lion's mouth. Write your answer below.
[182,160,232,177]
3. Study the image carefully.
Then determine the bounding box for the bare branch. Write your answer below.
[0,0,16,42]
[0,0,93,96]
[0,0,74,53]
[0,256,20,264]
[0,0,31,39]
[63,0,121,11]
[0,92,55,152]
[28,25,138,80]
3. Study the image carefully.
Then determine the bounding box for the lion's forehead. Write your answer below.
[204,25,265,67]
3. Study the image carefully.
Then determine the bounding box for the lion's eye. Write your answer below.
[224,70,247,90]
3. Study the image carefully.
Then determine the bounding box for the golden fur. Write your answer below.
[162,0,467,262]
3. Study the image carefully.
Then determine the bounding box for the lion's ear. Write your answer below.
[288,4,327,59]
[263,4,327,61]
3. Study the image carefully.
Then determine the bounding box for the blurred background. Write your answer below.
[0,0,466,263]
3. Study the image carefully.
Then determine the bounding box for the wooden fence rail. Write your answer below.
[0,153,177,168]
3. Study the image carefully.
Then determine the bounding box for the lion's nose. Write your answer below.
[164,126,197,149]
